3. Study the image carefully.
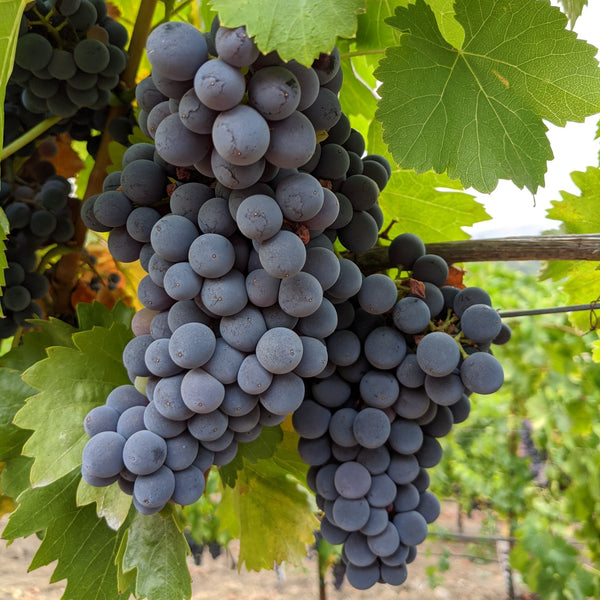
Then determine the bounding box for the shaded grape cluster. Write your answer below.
[294,232,508,589]
[0,156,77,337]
[4,0,129,156]
[11,0,128,118]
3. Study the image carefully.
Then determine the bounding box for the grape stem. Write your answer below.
[0,116,62,162]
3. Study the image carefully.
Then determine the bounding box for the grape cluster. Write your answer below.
[0,155,77,338]
[10,0,128,119]
[79,19,510,591]
[294,233,509,589]
[4,0,129,160]
[81,20,389,514]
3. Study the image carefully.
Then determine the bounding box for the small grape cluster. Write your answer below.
[293,233,509,589]
[0,159,77,337]
[80,20,389,516]
[10,0,128,119]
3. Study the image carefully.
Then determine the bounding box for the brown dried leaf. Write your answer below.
[47,134,86,179]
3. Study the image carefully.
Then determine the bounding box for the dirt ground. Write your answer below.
[0,503,522,600]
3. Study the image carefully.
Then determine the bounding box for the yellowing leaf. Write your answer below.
[217,430,317,571]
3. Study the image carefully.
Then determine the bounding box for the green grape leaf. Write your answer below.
[14,323,132,487]
[216,440,317,570]
[368,116,490,238]
[270,426,311,484]
[0,0,26,168]
[545,167,600,331]
[0,207,8,296]
[0,455,33,501]
[199,0,218,31]
[558,0,588,25]
[356,0,399,51]
[380,167,490,242]
[547,167,600,234]
[76,478,132,531]
[208,0,365,64]
[76,299,134,331]
[2,470,131,600]
[0,318,76,371]
[0,367,35,459]
[219,425,283,487]
[121,510,192,600]
[375,0,600,193]
[339,59,378,119]
[107,140,127,174]
[115,529,136,594]
[356,0,463,51]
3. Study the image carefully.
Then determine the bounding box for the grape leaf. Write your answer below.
[2,470,131,600]
[270,426,311,484]
[0,0,26,167]
[356,0,463,51]
[77,478,132,531]
[0,367,35,459]
[122,510,192,600]
[380,168,490,241]
[558,0,588,25]
[115,529,136,594]
[208,0,364,64]
[368,118,490,240]
[547,167,600,234]
[216,446,317,571]
[339,59,378,119]
[375,0,600,194]
[356,0,400,50]
[219,425,283,487]
[0,207,8,295]
[0,318,76,371]
[0,455,32,503]
[77,299,134,330]
[545,167,600,331]
[14,323,132,486]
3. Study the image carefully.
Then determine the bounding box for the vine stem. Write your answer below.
[350,234,600,275]
[0,116,62,161]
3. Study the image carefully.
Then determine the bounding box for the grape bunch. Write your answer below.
[293,232,509,589]
[10,0,128,118]
[0,155,77,338]
[4,0,129,159]
[80,19,390,515]
[78,18,510,592]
